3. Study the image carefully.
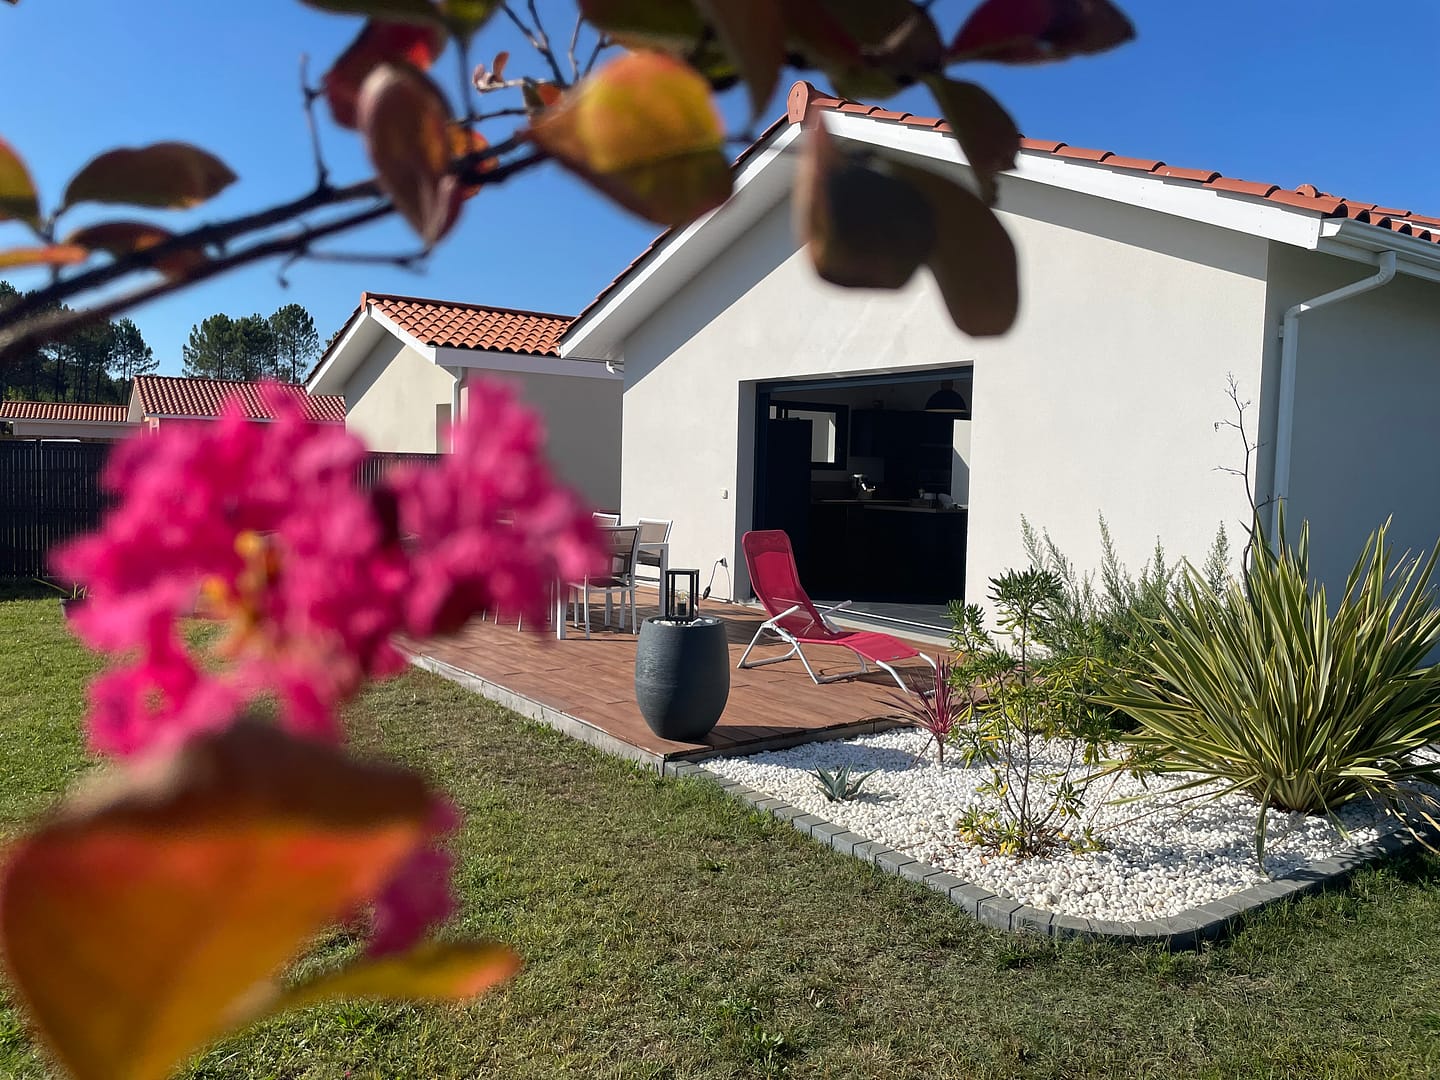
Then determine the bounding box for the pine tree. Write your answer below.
[182,314,241,379]
[268,303,321,383]
[109,319,157,397]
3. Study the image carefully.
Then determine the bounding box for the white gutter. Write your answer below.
[1270,249,1397,540]
[448,366,462,451]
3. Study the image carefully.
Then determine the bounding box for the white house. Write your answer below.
[559,81,1440,630]
[307,292,622,511]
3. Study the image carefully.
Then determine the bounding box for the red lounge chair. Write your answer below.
[738,530,937,693]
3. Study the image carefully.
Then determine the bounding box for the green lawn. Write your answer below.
[3,589,1440,1078]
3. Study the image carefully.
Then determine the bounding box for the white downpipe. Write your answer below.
[1270,249,1397,540]
[448,367,462,452]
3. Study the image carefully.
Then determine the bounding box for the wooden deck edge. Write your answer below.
[667,716,911,764]
[405,651,666,771]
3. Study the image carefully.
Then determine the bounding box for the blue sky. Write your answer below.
[2,1,1438,376]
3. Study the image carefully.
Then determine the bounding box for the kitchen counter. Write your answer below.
[804,501,966,601]
[816,499,966,515]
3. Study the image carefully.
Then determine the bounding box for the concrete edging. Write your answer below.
[662,759,1424,950]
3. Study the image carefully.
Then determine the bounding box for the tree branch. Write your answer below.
[0,148,548,362]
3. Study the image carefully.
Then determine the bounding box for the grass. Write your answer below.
[3,589,1440,1078]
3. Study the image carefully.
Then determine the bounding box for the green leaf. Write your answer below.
[300,0,441,22]
[890,159,1019,336]
[530,51,732,226]
[796,123,933,290]
[61,143,237,213]
[438,0,498,38]
[0,136,41,229]
[358,62,462,245]
[923,77,1020,205]
[0,721,435,1080]
[694,0,786,118]
[577,0,708,51]
[265,940,521,1015]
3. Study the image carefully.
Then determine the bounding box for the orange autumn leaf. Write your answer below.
[65,221,206,280]
[0,244,88,269]
[530,51,731,226]
[358,62,462,245]
[61,143,236,213]
[323,18,448,129]
[0,722,434,1080]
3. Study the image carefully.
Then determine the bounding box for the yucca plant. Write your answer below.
[813,765,875,802]
[1105,514,1440,866]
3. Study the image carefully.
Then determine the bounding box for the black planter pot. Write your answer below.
[60,596,86,619]
[634,616,731,741]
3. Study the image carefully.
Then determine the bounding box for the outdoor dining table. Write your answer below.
[554,539,669,640]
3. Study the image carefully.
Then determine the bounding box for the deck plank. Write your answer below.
[398,591,940,764]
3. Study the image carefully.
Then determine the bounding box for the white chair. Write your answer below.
[567,526,640,638]
[592,511,620,527]
[633,517,672,584]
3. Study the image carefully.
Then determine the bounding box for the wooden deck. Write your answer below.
[398,589,945,768]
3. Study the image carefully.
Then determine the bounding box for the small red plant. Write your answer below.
[889,658,964,765]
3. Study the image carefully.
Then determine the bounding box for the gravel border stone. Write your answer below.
[664,758,1431,950]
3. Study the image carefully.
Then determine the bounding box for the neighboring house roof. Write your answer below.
[306,292,610,397]
[0,400,129,422]
[561,80,1440,360]
[365,293,572,355]
[134,375,346,422]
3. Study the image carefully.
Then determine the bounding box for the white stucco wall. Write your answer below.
[1268,244,1440,596]
[3,420,137,441]
[345,334,456,453]
[618,169,1269,604]
[463,369,621,511]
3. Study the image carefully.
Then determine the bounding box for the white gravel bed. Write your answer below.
[704,729,1404,921]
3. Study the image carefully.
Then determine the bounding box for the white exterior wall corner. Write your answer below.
[463,368,621,511]
[344,334,455,453]
[1266,243,1440,596]
[619,166,1270,609]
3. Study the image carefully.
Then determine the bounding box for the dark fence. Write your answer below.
[0,443,443,579]
[354,451,441,489]
[0,441,114,579]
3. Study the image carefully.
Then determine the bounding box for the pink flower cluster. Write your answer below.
[53,380,603,951]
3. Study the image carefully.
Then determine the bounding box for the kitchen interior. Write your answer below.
[754,367,971,631]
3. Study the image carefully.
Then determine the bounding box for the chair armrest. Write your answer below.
[763,603,803,628]
[817,598,851,632]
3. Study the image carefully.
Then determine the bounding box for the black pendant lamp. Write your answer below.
[924,379,969,415]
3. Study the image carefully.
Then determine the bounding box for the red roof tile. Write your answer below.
[365,292,572,355]
[0,400,129,422]
[134,376,346,422]
[565,80,1438,346]
[787,82,1437,239]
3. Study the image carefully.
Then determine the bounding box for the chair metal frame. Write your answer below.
[737,530,937,693]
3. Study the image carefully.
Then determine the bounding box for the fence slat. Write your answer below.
[0,444,443,578]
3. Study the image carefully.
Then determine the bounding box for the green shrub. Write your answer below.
[950,568,1109,857]
[1104,516,1440,865]
[1021,514,1231,732]
[1022,513,1231,667]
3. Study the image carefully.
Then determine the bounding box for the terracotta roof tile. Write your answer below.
[1054,146,1112,162]
[563,81,1439,347]
[1105,155,1164,173]
[134,376,345,422]
[0,400,129,422]
[365,293,572,355]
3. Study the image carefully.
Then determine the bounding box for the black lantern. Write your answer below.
[664,568,700,622]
